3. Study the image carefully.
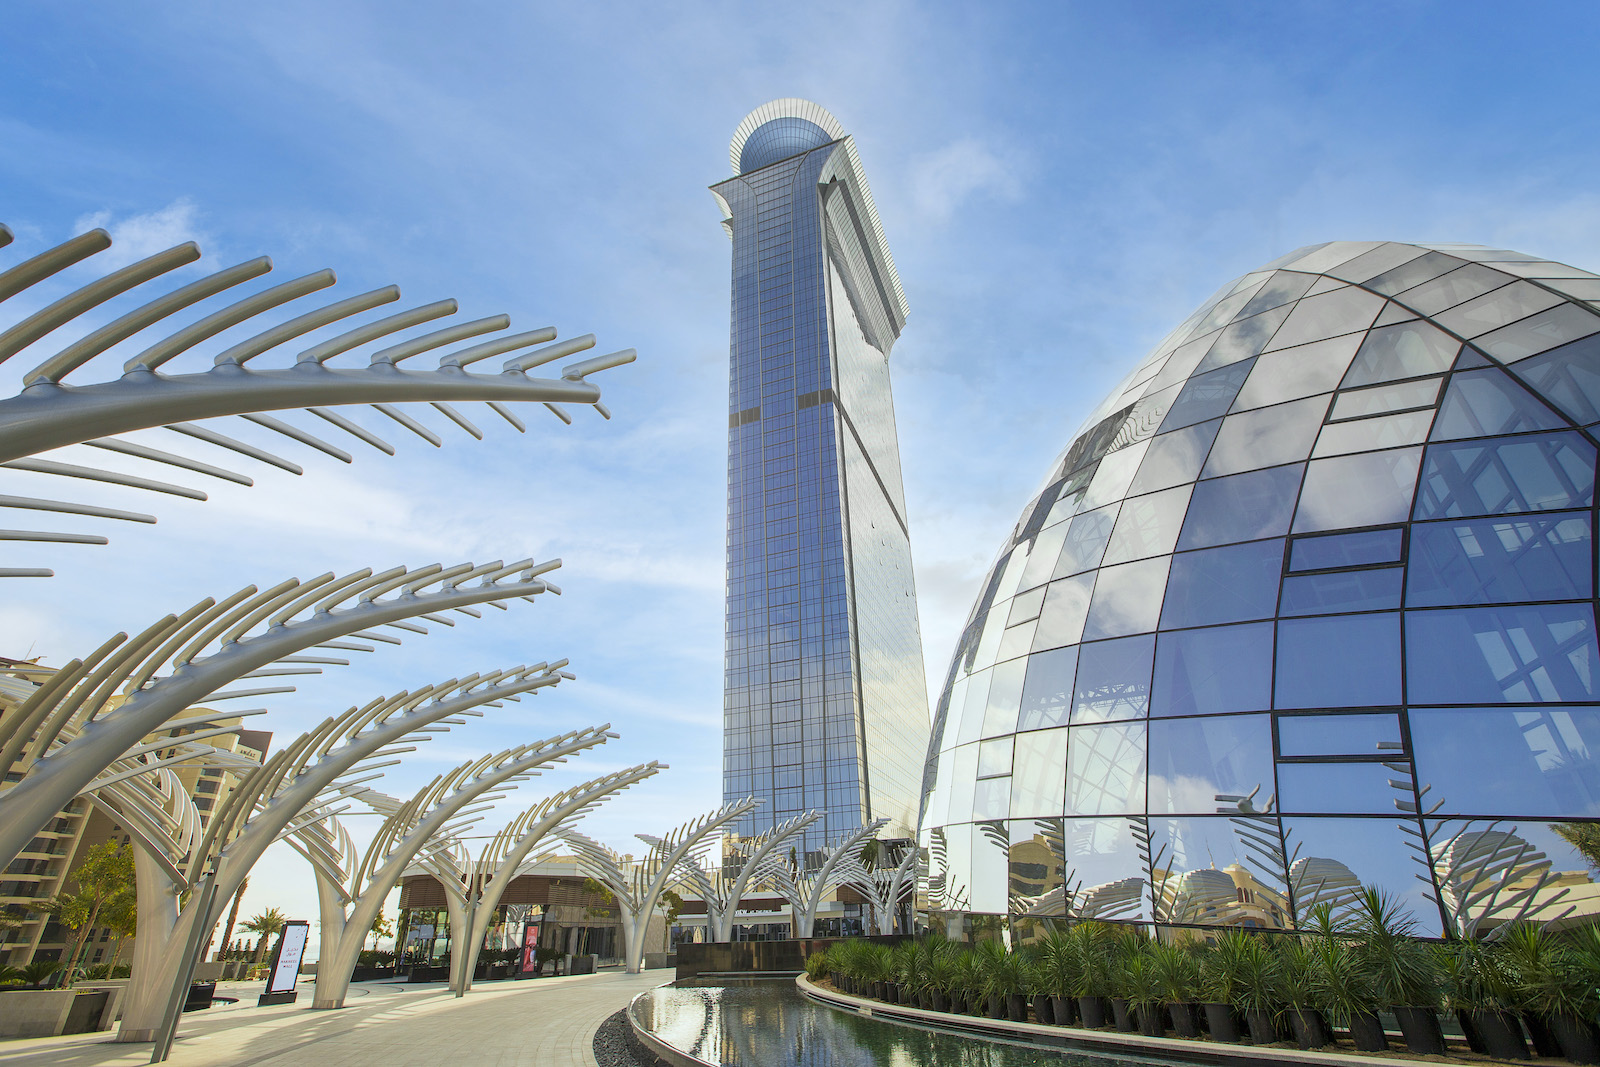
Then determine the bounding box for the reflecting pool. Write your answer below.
[631,979,1173,1066]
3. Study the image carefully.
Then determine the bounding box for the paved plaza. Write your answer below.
[0,971,664,1067]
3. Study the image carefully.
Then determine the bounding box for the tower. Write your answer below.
[711,100,930,849]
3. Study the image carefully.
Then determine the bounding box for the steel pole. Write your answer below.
[150,861,219,1063]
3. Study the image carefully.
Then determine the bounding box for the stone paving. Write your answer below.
[0,970,667,1067]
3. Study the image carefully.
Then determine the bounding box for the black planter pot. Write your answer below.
[1169,1002,1201,1039]
[1136,1004,1164,1037]
[1393,1005,1446,1056]
[931,991,948,1012]
[1032,995,1052,1024]
[1202,1002,1243,1042]
[1111,998,1136,1032]
[1523,1013,1561,1058]
[1244,1008,1277,1045]
[1078,996,1109,1028]
[1468,1009,1529,1060]
[1007,994,1028,1022]
[1051,995,1076,1027]
[987,993,1005,1019]
[1458,1008,1487,1054]
[1552,1012,1600,1065]
[1347,1009,1388,1052]
[1288,1008,1331,1049]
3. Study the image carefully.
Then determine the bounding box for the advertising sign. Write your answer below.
[519,922,540,974]
[266,921,310,995]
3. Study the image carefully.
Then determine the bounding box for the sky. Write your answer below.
[3,1,1599,945]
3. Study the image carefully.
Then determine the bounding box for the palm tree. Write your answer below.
[215,876,250,963]
[240,908,288,965]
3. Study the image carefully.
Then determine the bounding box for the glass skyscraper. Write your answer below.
[921,240,1600,940]
[712,100,929,849]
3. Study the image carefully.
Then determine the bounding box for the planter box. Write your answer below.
[0,989,111,1038]
[72,979,128,1028]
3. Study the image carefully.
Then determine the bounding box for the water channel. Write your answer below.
[631,978,1182,1066]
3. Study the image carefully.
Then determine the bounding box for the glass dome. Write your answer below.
[738,117,834,173]
[919,240,1600,941]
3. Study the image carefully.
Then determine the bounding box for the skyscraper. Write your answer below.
[711,100,929,849]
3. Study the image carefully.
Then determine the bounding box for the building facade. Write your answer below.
[711,100,929,848]
[920,241,1600,941]
[0,657,269,967]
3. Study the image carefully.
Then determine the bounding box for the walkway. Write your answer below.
[0,970,665,1067]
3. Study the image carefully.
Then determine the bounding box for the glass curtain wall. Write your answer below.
[921,240,1600,941]
[714,102,930,849]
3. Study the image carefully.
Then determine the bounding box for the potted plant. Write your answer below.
[1224,932,1281,1045]
[1497,922,1565,1058]
[1277,935,1331,1049]
[1351,887,1445,1055]
[1198,930,1249,1042]
[927,944,959,1012]
[956,949,986,1016]
[1440,938,1528,1061]
[1149,940,1202,1039]
[1548,925,1600,1065]
[1039,928,1079,1027]
[1019,950,1052,1024]
[1103,926,1148,1032]
[974,939,1011,1019]
[1306,913,1385,1052]
[1120,948,1166,1037]
[1069,922,1113,1027]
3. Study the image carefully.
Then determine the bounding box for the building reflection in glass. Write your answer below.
[921,241,1600,940]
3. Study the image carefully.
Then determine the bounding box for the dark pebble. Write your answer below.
[593,1007,669,1067]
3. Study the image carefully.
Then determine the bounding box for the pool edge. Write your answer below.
[796,974,1430,1067]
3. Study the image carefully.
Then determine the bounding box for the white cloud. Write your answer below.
[73,197,212,269]
[909,138,1023,222]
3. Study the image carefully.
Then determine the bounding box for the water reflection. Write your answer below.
[634,979,1155,1066]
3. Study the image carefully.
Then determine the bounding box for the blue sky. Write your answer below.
[4,1,1599,936]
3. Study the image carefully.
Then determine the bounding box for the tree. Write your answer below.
[102,888,138,972]
[660,889,684,952]
[214,877,250,964]
[47,841,134,977]
[239,908,288,965]
[1555,823,1600,875]
[368,907,394,953]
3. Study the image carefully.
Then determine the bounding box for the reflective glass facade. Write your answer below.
[921,241,1600,938]
[713,102,930,848]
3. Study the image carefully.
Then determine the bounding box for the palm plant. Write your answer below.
[1277,936,1332,1048]
[21,959,62,988]
[0,963,20,986]
[1548,925,1600,1063]
[865,942,895,998]
[240,907,288,965]
[1346,886,1445,1054]
[1441,937,1528,1060]
[926,942,963,1012]
[1119,950,1166,1036]
[974,939,1018,1018]
[1149,940,1201,1037]
[953,949,985,1015]
[891,940,919,1004]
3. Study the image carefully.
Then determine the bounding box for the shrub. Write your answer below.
[804,951,829,981]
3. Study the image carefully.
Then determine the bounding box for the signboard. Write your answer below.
[519,922,541,974]
[265,921,309,996]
